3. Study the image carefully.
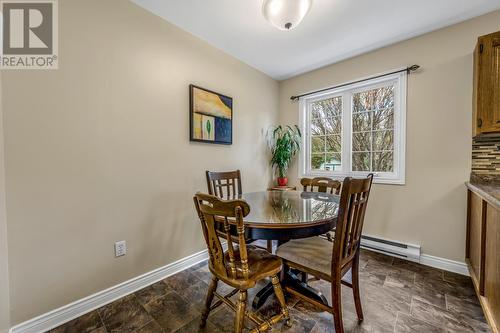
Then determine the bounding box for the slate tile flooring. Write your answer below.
[49,249,489,333]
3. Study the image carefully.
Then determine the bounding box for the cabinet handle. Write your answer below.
[478,118,483,127]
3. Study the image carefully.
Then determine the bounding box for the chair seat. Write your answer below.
[276,237,334,280]
[211,245,282,289]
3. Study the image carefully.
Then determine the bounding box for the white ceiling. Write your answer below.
[132,0,500,80]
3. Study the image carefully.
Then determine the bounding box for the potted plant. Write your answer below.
[267,125,302,186]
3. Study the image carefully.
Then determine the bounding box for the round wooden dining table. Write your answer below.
[237,190,340,309]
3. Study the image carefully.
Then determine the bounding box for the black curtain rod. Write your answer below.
[290,65,420,101]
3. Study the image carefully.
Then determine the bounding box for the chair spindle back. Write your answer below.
[301,177,341,195]
[332,175,373,269]
[193,193,250,279]
[206,170,242,199]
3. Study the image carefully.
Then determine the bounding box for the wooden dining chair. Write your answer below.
[301,177,342,243]
[206,170,272,252]
[193,193,290,333]
[300,177,341,195]
[206,170,243,199]
[276,174,374,333]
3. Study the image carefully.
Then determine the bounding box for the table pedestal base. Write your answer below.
[252,270,328,309]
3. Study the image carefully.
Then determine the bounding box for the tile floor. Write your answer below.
[49,249,489,333]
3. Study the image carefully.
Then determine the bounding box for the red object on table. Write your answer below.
[277,177,288,186]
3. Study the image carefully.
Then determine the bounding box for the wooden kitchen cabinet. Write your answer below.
[473,31,500,136]
[466,183,500,333]
[467,190,486,294]
[485,203,500,331]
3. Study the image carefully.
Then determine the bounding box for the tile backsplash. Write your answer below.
[471,134,500,184]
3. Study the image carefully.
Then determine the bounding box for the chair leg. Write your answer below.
[271,275,291,327]
[352,252,364,321]
[266,240,273,253]
[235,290,247,333]
[280,263,287,281]
[332,279,344,333]
[301,272,308,284]
[201,276,218,328]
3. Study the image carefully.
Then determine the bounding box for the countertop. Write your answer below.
[466,182,500,210]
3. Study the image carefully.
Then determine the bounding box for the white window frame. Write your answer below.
[299,71,407,185]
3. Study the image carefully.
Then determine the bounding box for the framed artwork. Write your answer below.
[189,84,233,145]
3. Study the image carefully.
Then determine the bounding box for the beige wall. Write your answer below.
[0,74,10,333]
[1,0,278,324]
[279,10,500,262]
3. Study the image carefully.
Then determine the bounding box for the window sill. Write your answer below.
[300,171,405,185]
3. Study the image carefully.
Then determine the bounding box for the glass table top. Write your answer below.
[239,190,339,227]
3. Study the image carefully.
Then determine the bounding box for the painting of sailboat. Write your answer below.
[190,85,233,144]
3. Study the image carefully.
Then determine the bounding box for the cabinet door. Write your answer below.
[475,31,500,134]
[467,190,486,294]
[473,41,483,136]
[492,37,500,127]
[485,204,500,330]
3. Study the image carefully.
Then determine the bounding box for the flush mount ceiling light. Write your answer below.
[262,0,312,31]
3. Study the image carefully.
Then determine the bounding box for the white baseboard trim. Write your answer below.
[419,254,469,277]
[359,234,469,277]
[9,248,211,333]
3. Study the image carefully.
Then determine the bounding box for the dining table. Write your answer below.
[234,190,340,309]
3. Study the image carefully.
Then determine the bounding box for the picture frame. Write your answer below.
[189,84,233,145]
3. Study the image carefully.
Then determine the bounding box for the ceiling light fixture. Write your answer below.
[262,0,312,31]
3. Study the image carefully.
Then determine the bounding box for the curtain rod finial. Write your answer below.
[408,64,420,73]
[290,96,299,102]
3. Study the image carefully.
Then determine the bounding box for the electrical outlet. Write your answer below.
[114,240,126,257]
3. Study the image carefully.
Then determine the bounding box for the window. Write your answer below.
[299,72,406,184]
[310,96,342,171]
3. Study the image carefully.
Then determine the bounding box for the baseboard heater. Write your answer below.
[360,235,421,262]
